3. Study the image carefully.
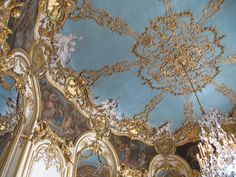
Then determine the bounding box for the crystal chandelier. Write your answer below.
[197,109,236,177]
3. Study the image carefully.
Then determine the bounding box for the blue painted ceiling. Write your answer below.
[61,0,236,131]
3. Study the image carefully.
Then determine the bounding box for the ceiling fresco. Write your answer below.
[60,0,236,131]
[109,134,157,170]
[40,79,89,141]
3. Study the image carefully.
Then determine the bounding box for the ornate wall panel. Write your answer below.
[25,141,67,177]
[0,1,40,176]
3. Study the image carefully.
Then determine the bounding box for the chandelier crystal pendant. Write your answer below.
[197,109,236,177]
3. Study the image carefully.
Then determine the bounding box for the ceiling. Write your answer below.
[1,0,236,176]
[60,0,236,131]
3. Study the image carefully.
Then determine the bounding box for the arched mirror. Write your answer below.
[76,150,112,177]
[74,132,119,177]
[149,154,194,177]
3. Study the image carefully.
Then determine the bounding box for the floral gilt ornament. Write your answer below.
[133,11,224,95]
[197,109,236,177]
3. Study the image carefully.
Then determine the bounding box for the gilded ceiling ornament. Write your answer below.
[133,92,164,121]
[65,76,85,98]
[29,1,236,176]
[109,118,153,142]
[0,69,24,90]
[155,136,176,155]
[90,115,110,139]
[174,123,201,146]
[218,53,236,64]
[41,0,77,30]
[221,120,236,135]
[63,75,94,114]
[133,11,224,96]
[198,0,224,25]
[212,80,236,105]
[153,122,176,155]
[70,0,140,39]
[30,40,51,77]
[81,60,139,87]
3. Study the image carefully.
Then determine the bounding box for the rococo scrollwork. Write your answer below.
[1,0,236,176]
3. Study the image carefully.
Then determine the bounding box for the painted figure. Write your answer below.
[40,80,88,140]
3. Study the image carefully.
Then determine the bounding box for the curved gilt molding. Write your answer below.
[74,131,119,177]
[30,2,236,176]
[17,121,76,177]
[148,154,199,177]
[31,0,234,145]
[110,119,154,144]
[132,11,223,95]
[32,0,159,144]
[174,123,201,146]
[70,0,140,39]
[173,120,236,146]
[0,0,24,54]
[0,1,39,176]
[32,121,75,164]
